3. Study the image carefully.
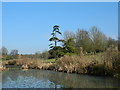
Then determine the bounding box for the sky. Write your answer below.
[2,2,118,54]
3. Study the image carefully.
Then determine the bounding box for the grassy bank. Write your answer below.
[2,50,120,78]
[53,50,120,78]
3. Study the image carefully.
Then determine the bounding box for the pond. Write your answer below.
[2,68,120,88]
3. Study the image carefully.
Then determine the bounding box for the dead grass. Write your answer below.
[2,46,120,78]
[55,55,92,73]
[3,58,54,70]
[54,48,120,77]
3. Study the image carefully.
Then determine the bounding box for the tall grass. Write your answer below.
[55,55,91,73]
[103,46,120,77]
[3,46,120,78]
[54,46,120,77]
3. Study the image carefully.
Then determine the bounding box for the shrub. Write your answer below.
[8,60,16,65]
[112,52,120,75]
[87,64,108,76]
[55,55,90,73]
[102,46,120,76]
[6,56,13,60]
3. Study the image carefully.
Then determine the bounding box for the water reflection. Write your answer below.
[2,69,120,88]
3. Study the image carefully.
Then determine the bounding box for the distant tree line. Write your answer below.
[0,47,19,60]
[1,25,118,60]
[48,25,118,59]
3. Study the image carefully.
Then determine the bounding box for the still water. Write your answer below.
[2,69,120,88]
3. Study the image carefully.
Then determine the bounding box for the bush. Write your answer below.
[6,56,14,60]
[64,53,76,56]
[48,46,65,59]
[102,46,120,77]
[87,64,105,75]
[86,64,113,76]
[112,52,120,75]
[8,60,16,65]
[103,46,119,65]
[55,55,90,73]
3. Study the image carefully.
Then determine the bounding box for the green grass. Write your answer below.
[0,58,2,60]
[43,59,56,63]
[43,53,104,64]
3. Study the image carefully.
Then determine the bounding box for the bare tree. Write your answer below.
[75,29,92,53]
[107,37,117,47]
[63,31,75,40]
[90,26,108,53]
[10,49,18,56]
[1,46,8,56]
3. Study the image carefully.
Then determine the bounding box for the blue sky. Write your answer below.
[2,2,118,54]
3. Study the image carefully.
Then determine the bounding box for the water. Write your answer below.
[2,69,120,88]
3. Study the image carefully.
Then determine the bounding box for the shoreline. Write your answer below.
[3,63,120,79]
[2,52,120,79]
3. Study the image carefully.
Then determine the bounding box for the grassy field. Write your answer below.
[43,59,56,63]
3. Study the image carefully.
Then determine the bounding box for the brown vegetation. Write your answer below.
[55,55,90,73]
[0,61,6,71]
[2,46,120,78]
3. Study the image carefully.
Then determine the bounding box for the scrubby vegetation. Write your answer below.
[54,45,120,77]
